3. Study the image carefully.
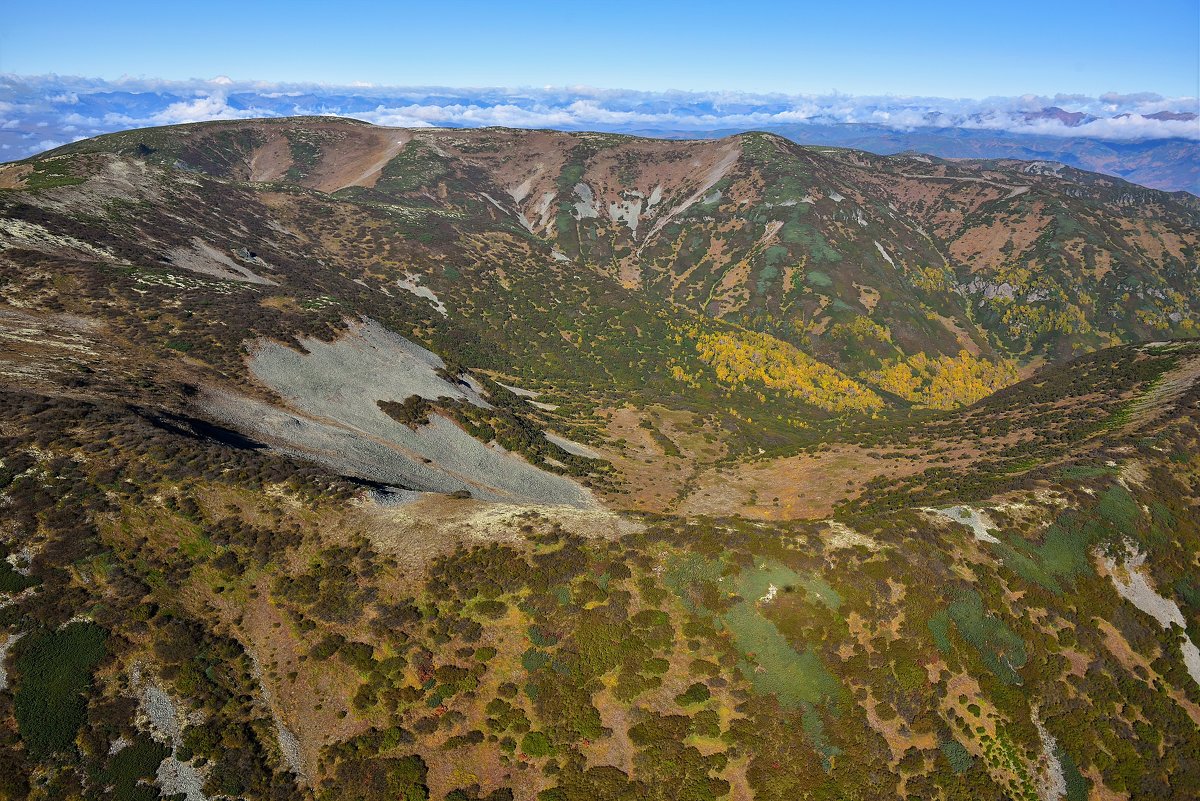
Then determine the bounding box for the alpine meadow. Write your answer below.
[1,3,1199,800]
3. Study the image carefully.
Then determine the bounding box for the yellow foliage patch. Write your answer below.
[865,350,1019,410]
[691,328,884,414]
[907,264,955,293]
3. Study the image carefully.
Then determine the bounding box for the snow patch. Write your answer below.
[1101,540,1200,688]
[0,217,120,262]
[254,317,488,408]
[571,183,600,219]
[1032,708,1067,801]
[0,631,25,690]
[609,196,644,234]
[204,319,594,507]
[164,237,276,285]
[248,651,305,782]
[639,142,739,252]
[5,547,32,575]
[824,521,879,551]
[1102,542,1185,629]
[874,241,896,268]
[1023,161,1064,176]
[545,431,601,459]
[498,381,540,398]
[479,192,511,217]
[396,272,447,317]
[536,191,556,228]
[131,664,208,801]
[1182,640,1200,690]
[509,170,539,203]
[926,506,1001,544]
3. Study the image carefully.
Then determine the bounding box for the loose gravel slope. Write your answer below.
[203,318,594,507]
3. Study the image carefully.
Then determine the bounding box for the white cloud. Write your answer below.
[0,72,1196,165]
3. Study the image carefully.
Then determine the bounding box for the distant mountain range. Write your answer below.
[645,121,1199,197]
[2,75,1197,193]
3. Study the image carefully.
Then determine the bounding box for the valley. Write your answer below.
[0,118,1197,801]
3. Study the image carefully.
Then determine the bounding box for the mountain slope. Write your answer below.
[642,123,1200,196]
[0,119,1198,801]
[36,119,1200,372]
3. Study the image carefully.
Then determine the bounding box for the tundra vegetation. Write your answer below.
[0,118,1197,800]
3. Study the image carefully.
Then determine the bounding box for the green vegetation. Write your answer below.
[97,737,170,801]
[319,755,429,801]
[283,128,335,181]
[378,394,434,428]
[0,119,1198,800]
[979,728,1038,801]
[376,141,451,194]
[23,158,86,189]
[666,554,841,710]
[946,591,1027,685]
[675,682,711,706]
[940,739,973,773]
[11,623,107,757]
[0,545,38,593]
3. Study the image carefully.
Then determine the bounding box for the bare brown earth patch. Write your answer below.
[594,405,726,513]
[0,302,171,402]
[237,120,419,194]
[247,129,293,183]
[858,684,938,767]
[361,495,638,576]
[234,588,366,778]
[313,129,412,193]
[949,204,1050,271]
[581,683,636,774]
[0,163,33,189]
[721,758,754,801]
[939,672,998,751]
[1084,766,1131,801]
[934,311,983,355]
[1096,618,1200,726]
[677,445,931,520]
[1061,647,1093,678]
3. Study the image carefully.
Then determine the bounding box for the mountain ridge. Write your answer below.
[29,117,1198,376]
[0,118,1198,801]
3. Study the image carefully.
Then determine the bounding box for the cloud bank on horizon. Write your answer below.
[2,74,1198,159]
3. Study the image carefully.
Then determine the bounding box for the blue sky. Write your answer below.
[2,0,1197,97]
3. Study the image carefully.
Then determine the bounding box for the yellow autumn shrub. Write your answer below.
[691,328,884,414]
[865,350,1018,410]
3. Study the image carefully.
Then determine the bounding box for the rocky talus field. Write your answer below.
[0,118,1198,800]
